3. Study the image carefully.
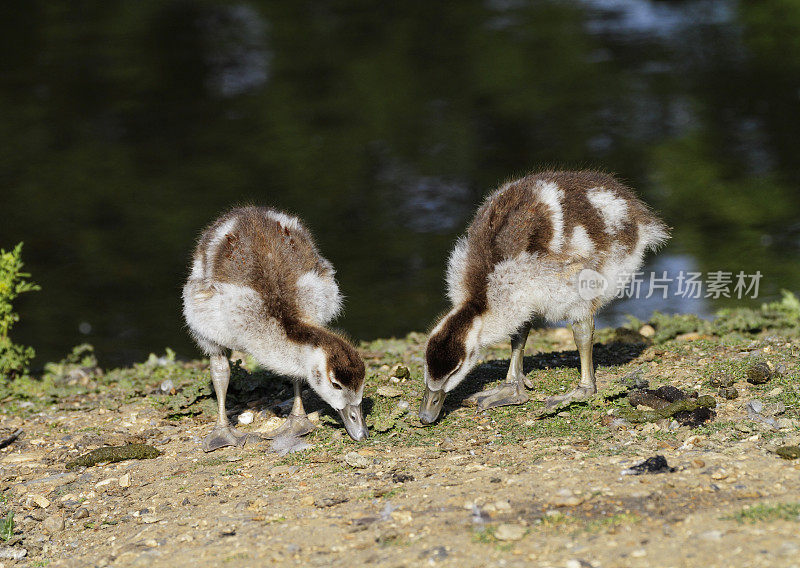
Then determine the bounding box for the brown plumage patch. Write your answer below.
[616,218,640,253]
[559,182,612,254]
[201,207,322,322]
[459,170,667,290]
[319,330,365,390]
[426,302,482,380]
[525,205,555,254]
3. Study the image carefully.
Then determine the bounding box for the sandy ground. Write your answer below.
[1,329,799,568]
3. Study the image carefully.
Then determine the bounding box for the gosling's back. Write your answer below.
[187,206,342,327]
[446,170,669,327]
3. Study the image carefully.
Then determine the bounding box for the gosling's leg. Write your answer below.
[202,354,248,452]
[469,322,532,410]
[545,317,597,408]
[265,381,316,439]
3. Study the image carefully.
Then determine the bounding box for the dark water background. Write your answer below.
[2,0,799,367]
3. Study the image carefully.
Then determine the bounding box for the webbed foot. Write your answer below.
[544,385,596,409]
[264,413,316,439]
[468,381,529,411]
[202,425,248,452]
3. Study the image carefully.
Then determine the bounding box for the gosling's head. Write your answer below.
[307,335,368,441]
[420,305,483,424]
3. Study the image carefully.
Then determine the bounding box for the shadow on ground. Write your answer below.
[443,341,648,418]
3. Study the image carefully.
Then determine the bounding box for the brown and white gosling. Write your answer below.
[419,170,669,423]
[183,207,368,451]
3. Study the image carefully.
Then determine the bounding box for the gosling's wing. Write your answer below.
[448,171,669,306]
[255,210,343,325]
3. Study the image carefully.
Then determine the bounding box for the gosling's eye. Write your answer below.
[331,382,343,390]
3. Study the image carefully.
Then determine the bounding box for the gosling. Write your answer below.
[183,207,368,451]
[420,170,669,423]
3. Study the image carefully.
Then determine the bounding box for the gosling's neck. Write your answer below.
[248,320,328,380]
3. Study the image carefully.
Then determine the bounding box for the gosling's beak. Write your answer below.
[338,403,368,441]
[419,386,446,425]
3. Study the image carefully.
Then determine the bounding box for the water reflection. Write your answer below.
[601,254,710,327]
[580,0,733,37]
[0,1,798,366]
[204,4,270,97]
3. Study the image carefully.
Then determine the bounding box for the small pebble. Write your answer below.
[776,446,800,460]
[391,471,414,483]
[491,500,511,511]
[376,385,402,398]
[73,508,89,519]
[0,546,27,560]
[27,494,50,509]
[711,375,734,388]
[747,360,772,384]
[622,455,676,475]
[676,332,701,341]
[119,473,130,488]
[548,489,584,507]
[255,416,285,433]
[298,495,315,507]
[160,379,174,392]
[313,496,347,508]
[638,324,655,338]
[641,423,659,434]
[343,452,370,468]
[42,516,65,533]
[494,523,526,541]
[238,411,254,425]
[390,364,410,379]
[390,510,413,524]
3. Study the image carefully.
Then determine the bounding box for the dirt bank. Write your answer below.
[1,324,799,568]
